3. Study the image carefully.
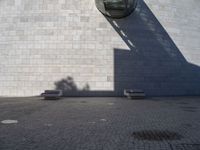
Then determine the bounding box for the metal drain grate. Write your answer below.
[181,106,198,112]
[132,130,183,141]
[183,109,197,112]
[178,102,189,105]
[172,144,200,150]
[181,106,198,109]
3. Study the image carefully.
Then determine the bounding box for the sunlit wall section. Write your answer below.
[0,0,128,96]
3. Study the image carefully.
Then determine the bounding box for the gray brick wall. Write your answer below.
[0,0,199,96]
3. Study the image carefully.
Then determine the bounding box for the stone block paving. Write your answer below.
[0,97,200,150]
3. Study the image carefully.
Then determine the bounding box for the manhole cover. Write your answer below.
[132,130,182,141]
[1,120,18,124]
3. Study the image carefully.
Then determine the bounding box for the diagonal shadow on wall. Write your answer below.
[109,0,200,96]
[55,0,200,97]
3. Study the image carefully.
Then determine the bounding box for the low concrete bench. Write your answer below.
[124,89,145,99]
[41,90,63,100]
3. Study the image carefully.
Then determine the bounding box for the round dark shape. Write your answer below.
[95,0,138,18]
[132,130,183,141]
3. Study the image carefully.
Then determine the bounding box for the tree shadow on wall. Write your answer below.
[54,76,90,96]
[55,0,200,97]
[54,76,115,96]
[107,0,200,96]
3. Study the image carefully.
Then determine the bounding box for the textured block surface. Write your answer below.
[0,0,199,96]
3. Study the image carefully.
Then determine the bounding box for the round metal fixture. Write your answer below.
[95,0,138,18]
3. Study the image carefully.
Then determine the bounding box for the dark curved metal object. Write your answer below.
[95,0,138,18]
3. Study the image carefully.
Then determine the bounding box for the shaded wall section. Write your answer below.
[111,0,200,96]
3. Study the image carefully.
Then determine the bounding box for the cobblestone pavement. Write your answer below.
[0,97,200,150]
